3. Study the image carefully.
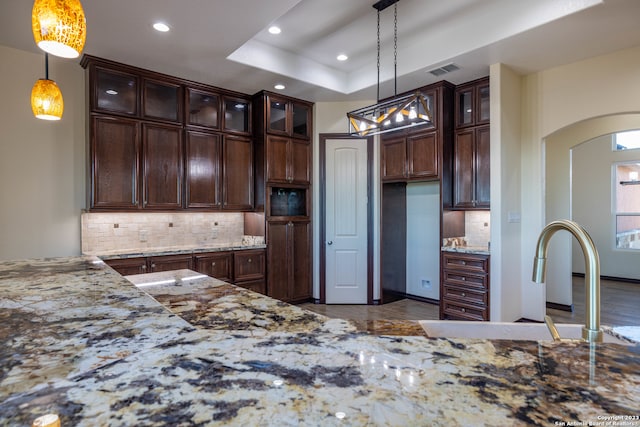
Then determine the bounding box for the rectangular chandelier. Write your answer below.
[347,90,433,137]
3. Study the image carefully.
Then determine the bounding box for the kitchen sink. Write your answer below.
[418,320,630,344]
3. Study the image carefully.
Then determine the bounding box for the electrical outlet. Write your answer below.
[421,279,432,289]
[139,230,148,242]
[211,228,218,239]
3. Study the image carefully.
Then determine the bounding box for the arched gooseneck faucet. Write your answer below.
[532,220,603,343]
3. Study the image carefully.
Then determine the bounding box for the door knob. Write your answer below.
[327,241,333,245]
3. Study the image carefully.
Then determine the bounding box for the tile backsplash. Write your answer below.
[464,211,491,247]
[81,212,245,255]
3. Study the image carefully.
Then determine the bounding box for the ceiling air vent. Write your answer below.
[428,63,460,77]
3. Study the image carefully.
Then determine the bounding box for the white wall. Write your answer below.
[0,45,86,261]
[406,182,440,300]
[517,45,640,320]
[572,133,640,281]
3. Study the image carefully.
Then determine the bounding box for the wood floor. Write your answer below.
[300,277,640,326]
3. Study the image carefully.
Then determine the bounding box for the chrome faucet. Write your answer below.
[532,220,603,343]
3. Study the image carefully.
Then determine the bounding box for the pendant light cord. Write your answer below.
[394,4,397,96]
[376,10,380,102]
[45,52,49,80]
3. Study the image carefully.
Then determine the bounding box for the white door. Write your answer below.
[325,138,368,303]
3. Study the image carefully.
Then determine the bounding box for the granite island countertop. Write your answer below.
[1,257,639,426]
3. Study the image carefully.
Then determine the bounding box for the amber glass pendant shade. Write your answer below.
[31,78,64,120]
[32,0,87,59]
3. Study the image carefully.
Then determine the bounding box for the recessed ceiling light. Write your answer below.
[337,54,348,61]
[268,26,281,35]
[274,84,285,90]
[153,22,170,32]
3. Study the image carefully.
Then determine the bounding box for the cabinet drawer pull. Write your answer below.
[248,258,252,263]
[461,292,466,297]
[461,261,466,265]
[141,265,147,271]
[212,262,216,267]
[151,263,156,269]
[461,308,466,313]
[461,277,466,281]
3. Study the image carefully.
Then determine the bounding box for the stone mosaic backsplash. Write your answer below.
[81,212,245,255]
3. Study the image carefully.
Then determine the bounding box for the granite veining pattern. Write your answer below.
[1,257,639,426]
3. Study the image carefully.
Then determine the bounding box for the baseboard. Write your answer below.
[572,272,640,284]
[381,289,439,305]
[546,301,573,312]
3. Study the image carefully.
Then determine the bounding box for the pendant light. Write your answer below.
[31,53,64,120]
[32,0,87,59]
[347,0,433,137]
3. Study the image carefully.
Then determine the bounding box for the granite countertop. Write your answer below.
[1,257,639,426]
[96,242,266,260]
[442,245,490,255]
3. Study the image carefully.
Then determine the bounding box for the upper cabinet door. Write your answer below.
[455,87,474,128]
[455,77,489,129]
[93,67,138,116]
[267,96,289,135]
[223,96,251,134]
[142,123,183,209]
[143,78,182,123]
[186,88,220,129]
[408,131,438,180]
[476,83,490,125]
[91,116,140,209]
[185,130,221,209]
[222,135,254,211]
[291,102,310,139]
[381,135,408,181]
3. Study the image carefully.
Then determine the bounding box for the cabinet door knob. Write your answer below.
[461,292,466,297]
[248,258,252,263]
[212,262,216,267]
[461,261,466,265]
[461,277,466,281]
[141,265,147,271]
[461,308,466,313]
[151,263,156,269]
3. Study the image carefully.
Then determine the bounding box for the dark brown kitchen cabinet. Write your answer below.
[222,136,254,210]
[149,254,193,272]
[105,257,148,275]
[266,95,311,139]
[453,125,490,209]
[440,251,490,321]
[222,95,251,135]
[142,123,183,209]
[105,254,192,275]
[90,116,140,209]
[143,78,182,123]
[92,66,138,116]
[194,251,233,282]
[234,249,266,294]
[186,87,220,129]
[185,131,221,209]
[381,130,439,182]
[266,135,310,185]
[455,77,489,128]
[267,220,311,303]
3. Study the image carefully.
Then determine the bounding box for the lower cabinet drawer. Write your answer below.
[442,285,487,306]
[236,279,266,295]
[442,270,487,290]
[442,300,487,321]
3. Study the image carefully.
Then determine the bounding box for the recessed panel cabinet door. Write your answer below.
[142,123,183,209]
[266,135,289,183]
[290,139,311,184]
[185,131,221,209]
[475,126,491,208]
[290,221,312,301]
[408,131,438,179]
[381,136,407,181]
[92,116,140,209]
[223,136,253,210]
[267,221,290,301]
[453,129,475,208]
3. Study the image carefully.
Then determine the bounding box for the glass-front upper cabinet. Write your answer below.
[186,88,220,129]
[292,102,310,139]
[223,96,251,134]
[267,97,288,135]
[455,77,489,128]
[143,79,182,123]
[94,67,138,116]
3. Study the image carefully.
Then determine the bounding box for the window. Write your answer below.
[614,162,640,249]
[613,130,640,150]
